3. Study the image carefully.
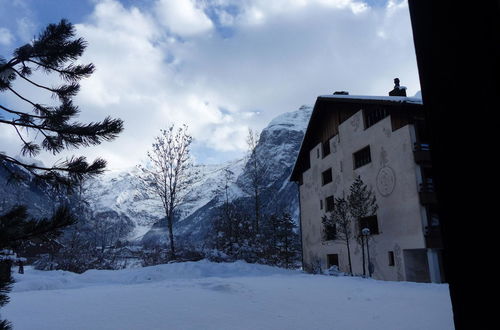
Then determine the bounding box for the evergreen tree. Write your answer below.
[273,212,300,269]
[205,199,257,262]
[0,19,123,328]
[259,212,300,268]
[0,259,12,330]
[208,168,237,258]
[0,19,123,188]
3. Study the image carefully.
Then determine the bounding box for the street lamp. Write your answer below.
[361,228,373,277]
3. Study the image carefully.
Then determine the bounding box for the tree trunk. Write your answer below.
[254,188,260,234]
[360,235,366,276]
[167,212,175,260]
[346,237,353,275]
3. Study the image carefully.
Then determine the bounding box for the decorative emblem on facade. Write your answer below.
[380,147,389,167]
[377,147,395,197]
[376,166,396,197]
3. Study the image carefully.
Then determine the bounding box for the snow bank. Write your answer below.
[5,261,454,330]
[12,260,296,292]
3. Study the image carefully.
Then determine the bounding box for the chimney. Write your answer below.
[389,78,407,96]
[333,91,349,95]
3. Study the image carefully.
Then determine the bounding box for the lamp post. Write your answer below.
[362,228,372,277]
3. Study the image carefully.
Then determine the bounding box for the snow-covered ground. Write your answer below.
[3,261,454,330]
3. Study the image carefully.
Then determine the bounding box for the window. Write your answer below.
[353,146,371,169]
[322,168,333,185]
[316,148,320,158]
[388,251,395,266]
[325,196,335,212]
[359,215,379,235]
[364,107,389,129]
[322,140,330,158]
[327,254,339,268]
[320,199,323,210]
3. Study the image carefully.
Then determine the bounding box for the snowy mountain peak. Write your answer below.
[266,105,312,133]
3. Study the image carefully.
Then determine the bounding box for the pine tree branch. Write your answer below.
[0,117,123,147]
[9,67,79,103]
[11,67,55,93]
[0,104,45,119]
[1,155,69,173]
[26,60,95,82]
[0,118,61,135]
[7,86,38,109]
[0,205,77,246]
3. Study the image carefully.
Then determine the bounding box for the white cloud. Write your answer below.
[0,27,14,45]
[16,17,36,42]
[154,0,214,37]
[217,0,369,26]
[1,0,420,170]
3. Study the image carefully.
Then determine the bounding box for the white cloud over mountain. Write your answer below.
[1,0,419,170]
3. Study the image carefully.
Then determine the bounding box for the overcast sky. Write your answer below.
[0,0,420,170]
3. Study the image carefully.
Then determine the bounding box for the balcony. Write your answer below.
[425,225,443,249]
[413,142,432,165]
[419,180,438,205]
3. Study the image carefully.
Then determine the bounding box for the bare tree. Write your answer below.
[137,124,196,260]
[220,168,235,209]
[348,176,378,277]
[246,128,267,234]
[212,167,235,253]
[322,197,354,274]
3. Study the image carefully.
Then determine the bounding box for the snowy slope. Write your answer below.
[84,159,246,241]
[84,167,162,240]
[4,261,454,330]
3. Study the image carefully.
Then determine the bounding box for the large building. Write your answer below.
[290,84,444,283]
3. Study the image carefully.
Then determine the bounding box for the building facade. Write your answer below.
[290,92,444,283]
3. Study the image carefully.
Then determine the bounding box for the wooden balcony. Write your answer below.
[425,225,443,249]
[413,142,432,165]
[419,181,438,205]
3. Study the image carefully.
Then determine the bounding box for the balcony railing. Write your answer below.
[419,180,437,204]
[425,225,443,249]
[413,142,432,165]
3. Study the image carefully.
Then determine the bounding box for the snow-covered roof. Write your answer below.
[290,94,424,182]
[318,94,423,104]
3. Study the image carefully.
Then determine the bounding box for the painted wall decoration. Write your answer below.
[376,147,396,197]
[379,146,389,167]
[332,174,341,194]
[394,243,404,281]
[383,126,391,138]
[331,138,337,153]
[350,112,361,132]
[376,167,396,197]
